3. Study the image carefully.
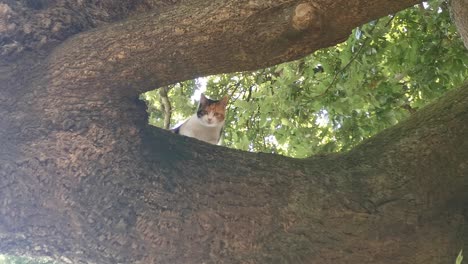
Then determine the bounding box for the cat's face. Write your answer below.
[197,93,228,127]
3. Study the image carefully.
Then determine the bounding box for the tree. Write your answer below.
[0,1,466,264]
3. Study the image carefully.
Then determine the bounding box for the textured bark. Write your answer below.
[450,0,468,49]
[1,0,467,264]
[0,0,181,59]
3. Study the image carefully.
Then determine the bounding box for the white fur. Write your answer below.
[178,114,224,145]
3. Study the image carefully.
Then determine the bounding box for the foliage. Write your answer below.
[141,0,468,158]
[0,255,59,264]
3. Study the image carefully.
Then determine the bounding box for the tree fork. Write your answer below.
[1,0,467,263]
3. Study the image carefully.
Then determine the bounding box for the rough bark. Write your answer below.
[1,0,467,264]
[450,0,468,49]
[0,0,183,59]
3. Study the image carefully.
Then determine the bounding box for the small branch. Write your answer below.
[159,86,172,129]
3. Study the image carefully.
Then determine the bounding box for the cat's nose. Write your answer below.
[207,118,212,122]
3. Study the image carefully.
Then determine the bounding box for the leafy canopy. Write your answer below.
[142,0,468,158]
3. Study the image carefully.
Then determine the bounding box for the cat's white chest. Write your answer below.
[178,115,223,145]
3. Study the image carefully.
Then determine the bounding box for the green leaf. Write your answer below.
[456,249,463,264]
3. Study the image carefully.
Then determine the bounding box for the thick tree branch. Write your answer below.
[46,0,422,95]
[2,0,466,263]
[2,81,466,264]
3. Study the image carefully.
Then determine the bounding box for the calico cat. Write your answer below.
[172,93,228,145]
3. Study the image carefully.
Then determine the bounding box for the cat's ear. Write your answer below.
[200,93,209,105]
[220,95,229,106]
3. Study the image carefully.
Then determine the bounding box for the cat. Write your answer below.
[172,93,228,145]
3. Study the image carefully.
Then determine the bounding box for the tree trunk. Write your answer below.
[450,0,468,49]
[1,0,467,264]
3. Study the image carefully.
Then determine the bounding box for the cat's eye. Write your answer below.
[214,113,220,117]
